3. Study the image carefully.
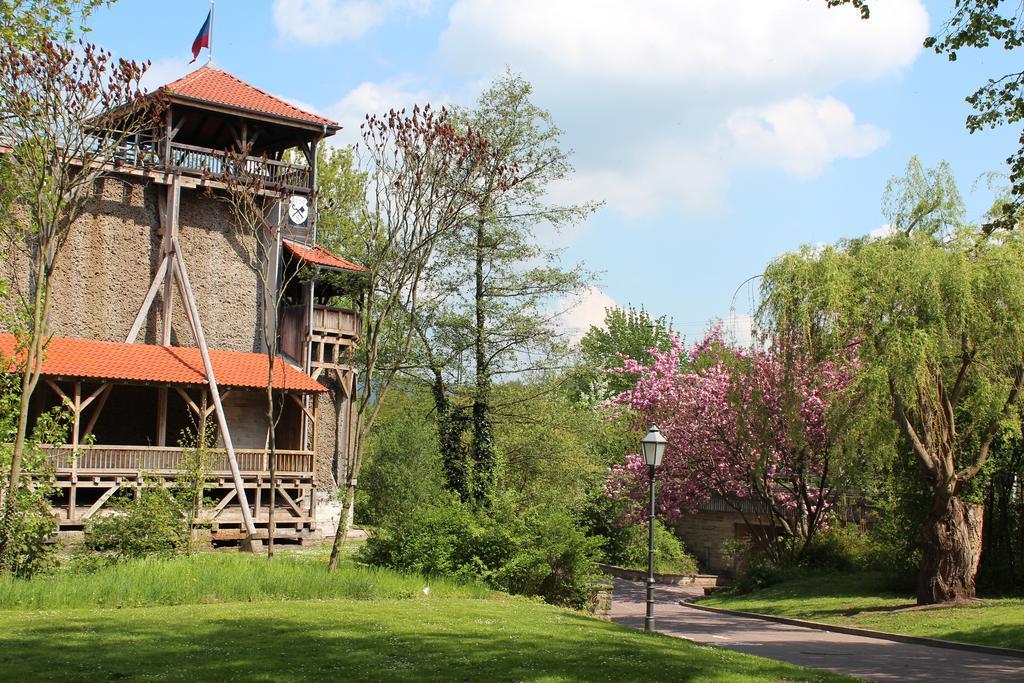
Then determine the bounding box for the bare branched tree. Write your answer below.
[0,36,158,569]
[326,106,502,570]
[216,143,303,558]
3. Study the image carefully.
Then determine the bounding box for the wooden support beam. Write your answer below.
[45,379,73,410]
[160,178,180,346]
[171,235,258,539]
[79,484,120,521]
[210,488,237,519]
[275,485,302,517]
[156,386,168,447]
[125,253,170,344]
[82,384,111,440]
[173,385,201,417]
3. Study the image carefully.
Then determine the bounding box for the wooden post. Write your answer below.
[69,382,81,522]
[170,235,260,544]
[156,386,168,447]
[160,178,179,345]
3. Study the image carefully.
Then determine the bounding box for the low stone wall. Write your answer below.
[597,563,724,587]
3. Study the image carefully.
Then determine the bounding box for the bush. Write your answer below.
[360,495,601,609]
[0,403,68,577]
[85,485,189,560]
[800,525,872,572]
[357,410,445,527]
[612,520,699,575]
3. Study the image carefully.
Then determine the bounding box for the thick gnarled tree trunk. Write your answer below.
[917,494,984,604]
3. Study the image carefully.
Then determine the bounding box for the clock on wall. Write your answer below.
[288,195,309,226]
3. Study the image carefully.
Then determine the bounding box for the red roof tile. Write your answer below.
[284,240,367,272]
[0,334,325,393]
[162,66,338,129]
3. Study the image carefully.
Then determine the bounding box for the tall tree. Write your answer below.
[413,74,596,503]
[0,36,156,570]
[326,106,498,570]
[573,304,676,402]
[758,162,1024,603]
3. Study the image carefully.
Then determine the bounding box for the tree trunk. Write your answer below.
[470,211,494,503]
[327,479,356,572]
[917,493,984,604]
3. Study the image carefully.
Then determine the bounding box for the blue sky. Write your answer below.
[88,0,1021,342]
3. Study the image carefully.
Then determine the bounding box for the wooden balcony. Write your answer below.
[43,445,314,477]
[279,304,360,369]
[108,135,312,192]
[313,305,360,339]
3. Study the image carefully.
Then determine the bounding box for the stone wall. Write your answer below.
[315,389,339,490]
[0,176,262,353]
[675,510,746,573]
[0,177,159,342]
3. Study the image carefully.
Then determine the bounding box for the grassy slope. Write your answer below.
[701,571,1024,651]
[0,598,850,682]
[0,550,851,682]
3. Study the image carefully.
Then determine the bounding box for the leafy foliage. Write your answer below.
[572,304,676,402]
[360,494,601,609]
[84,485,190,561]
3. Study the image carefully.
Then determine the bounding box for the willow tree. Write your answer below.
[759,219,1024,603]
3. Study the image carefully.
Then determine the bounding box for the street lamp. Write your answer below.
[640,423,668,632]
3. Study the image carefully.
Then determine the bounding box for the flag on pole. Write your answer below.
[190,10,212,64]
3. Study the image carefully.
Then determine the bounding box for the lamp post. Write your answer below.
[640,423,668,632]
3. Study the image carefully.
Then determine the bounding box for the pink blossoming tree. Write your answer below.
[606,329,858,563]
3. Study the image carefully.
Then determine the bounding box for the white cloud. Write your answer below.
[869,223,897,239]
[437,0,928,217]
[725,96,889,178]
[561,286,617,342]
[327,79,438,146]
[139,57,192,94]
[273,0,432,45]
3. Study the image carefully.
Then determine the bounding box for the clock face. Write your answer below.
[288,195,309,225]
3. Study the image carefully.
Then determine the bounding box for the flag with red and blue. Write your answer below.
[190,10,211,64]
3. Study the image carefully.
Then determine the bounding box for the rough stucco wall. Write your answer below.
[0,177,159,342]
[170,188,261,353]
[0,178,262,353]
[315,390,339,491]
[675,511,744,573]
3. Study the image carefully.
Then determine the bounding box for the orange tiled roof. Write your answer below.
[162,66,338,129]
[284,240,367,272]
[0,334,325,393]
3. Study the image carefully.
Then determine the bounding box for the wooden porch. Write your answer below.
[45,445,318,540]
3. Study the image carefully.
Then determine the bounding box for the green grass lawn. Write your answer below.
[0,548,851,682]
[701,571,1024,651]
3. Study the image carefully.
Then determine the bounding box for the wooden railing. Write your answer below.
[41,445,314,476]
[313,305,360,338]
[165,142,311,191]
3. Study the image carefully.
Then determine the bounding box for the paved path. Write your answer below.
[610,578,1024,682]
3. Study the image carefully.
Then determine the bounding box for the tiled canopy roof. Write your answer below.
[0,334,325,393]
[162,66,338,129]
[284,240,367,272]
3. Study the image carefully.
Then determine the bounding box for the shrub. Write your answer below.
[85,485,189,560]
[612,520,699,575]
[358,410,445,527]
[800,524,872,572]
[360,495,602,609]
[0,402,68,577]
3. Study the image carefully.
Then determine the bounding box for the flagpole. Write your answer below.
[208,0,215,65]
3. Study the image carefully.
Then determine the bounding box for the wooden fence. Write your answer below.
[42,445,314,476]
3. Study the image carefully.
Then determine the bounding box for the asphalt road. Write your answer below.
[610,578,1024,682]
